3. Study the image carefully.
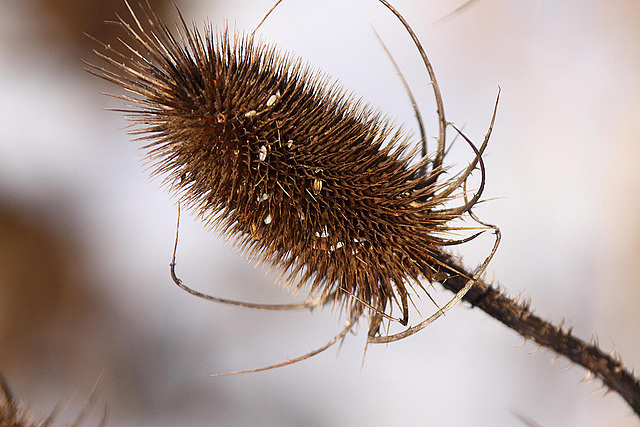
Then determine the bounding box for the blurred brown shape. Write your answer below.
[0,202,92,370]
[8,0,171,55]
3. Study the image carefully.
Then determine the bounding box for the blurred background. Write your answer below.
[1,0,639,425]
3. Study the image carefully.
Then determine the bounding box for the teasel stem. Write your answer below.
[434,255,640,415]
[367,1,640,415]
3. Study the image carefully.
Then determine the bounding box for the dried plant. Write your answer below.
[86,0,640,418]
[0,374,105,427]
[87,0,498,346]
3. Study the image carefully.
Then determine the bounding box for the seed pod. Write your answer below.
[87,0,494,341]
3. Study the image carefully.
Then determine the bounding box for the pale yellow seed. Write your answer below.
[313,179,323,194]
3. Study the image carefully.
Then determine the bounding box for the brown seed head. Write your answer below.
[87,1,494,338]
[0,374,105,427]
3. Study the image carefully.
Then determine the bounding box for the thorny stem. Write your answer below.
[434,253,640,416]
[369,1,640,415]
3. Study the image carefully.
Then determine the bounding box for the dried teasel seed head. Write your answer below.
[87,0,495,340]
[0,374,105,426]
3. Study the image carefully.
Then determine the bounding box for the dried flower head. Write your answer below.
[0,374,105,427]
[87,0,499,371]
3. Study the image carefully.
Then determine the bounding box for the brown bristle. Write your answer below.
[87,0,494,344]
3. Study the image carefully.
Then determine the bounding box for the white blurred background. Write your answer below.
[1,0,639,425]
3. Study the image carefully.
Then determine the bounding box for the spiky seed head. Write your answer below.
[88,1,484,334]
